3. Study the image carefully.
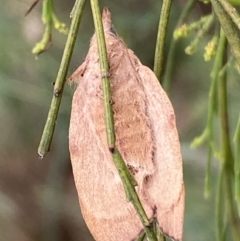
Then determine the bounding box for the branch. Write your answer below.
[38,0,86,157]
[211,0,240,67]
[163,0,197,92]
[89,1,159,240]
[217,28,240,241]
[154,0,172,81]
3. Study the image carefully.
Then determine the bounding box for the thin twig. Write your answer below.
[233,114,240,215]
[185,14,214,55]
[213,31,227,241]
[211,0,240,67]
[163,0,197,92]
[25,0,40,16]
[201,25,222,197]
[215,165,225,241]
[217,29,240,241]
[218,0,240,31]
[89,1,158,240]
[154,0,173,81]
[38,0,86,157]
[89,0,115,150]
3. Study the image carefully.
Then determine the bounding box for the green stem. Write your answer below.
[233,115,240,215]
[218,29,240,241]
[202,24,222,198]
[223,169,240,241]
[211,0,240,67]
[112,151,158,241]
[215,30,228,241]
[185,14,214,55]
[89,1,158,240]
[218,31,233,169]
[136,232,146,241]
[153,219,166,241]
[154,0,172,81]
[90,0,115,150]
[204,145,213,198]
[163,0,197,92]
[38,0,86,157]
[208,25,221,140]
[215,165,225,241]
[218,0,240,30]
[32,0,52,54]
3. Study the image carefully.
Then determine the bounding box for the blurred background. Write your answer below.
[1,0,239,241]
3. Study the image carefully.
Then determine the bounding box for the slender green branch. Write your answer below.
[218,0,240,30]
[215,165,225,241]
[234,116,240,217]
[233,115,240,215]
[218,31,233,169]
[174,14,213,40]
[136,232,146,241]
[223,170,240,241]
[38,0,86,157]
[153,220,166,241]
[218,29,240,241]
[192,26,223,196]
[163,0,197,92]
[213,34,228,241]
[112,151,158,241]
[32,0,52,55]
[185,14,214,55]
[154,0,173,81]
[89,1,158,240]
[206,25,222,142]
[89,0,115,150]
[204,146,213,198]
[211,0,240,67]
[32,0,68,55]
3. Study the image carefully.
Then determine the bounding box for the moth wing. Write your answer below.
[136,63,184,241]
[69,58,146,241]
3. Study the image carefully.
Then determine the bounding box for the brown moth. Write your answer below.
[69,8,184,241]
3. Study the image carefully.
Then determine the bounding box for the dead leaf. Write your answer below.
[69,8,184,241]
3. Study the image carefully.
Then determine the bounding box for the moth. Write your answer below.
[69,8,184,241]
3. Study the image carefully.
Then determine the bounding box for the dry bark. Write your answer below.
[69,8,184,241]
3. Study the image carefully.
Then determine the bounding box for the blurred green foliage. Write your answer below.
[0,0,239,241]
